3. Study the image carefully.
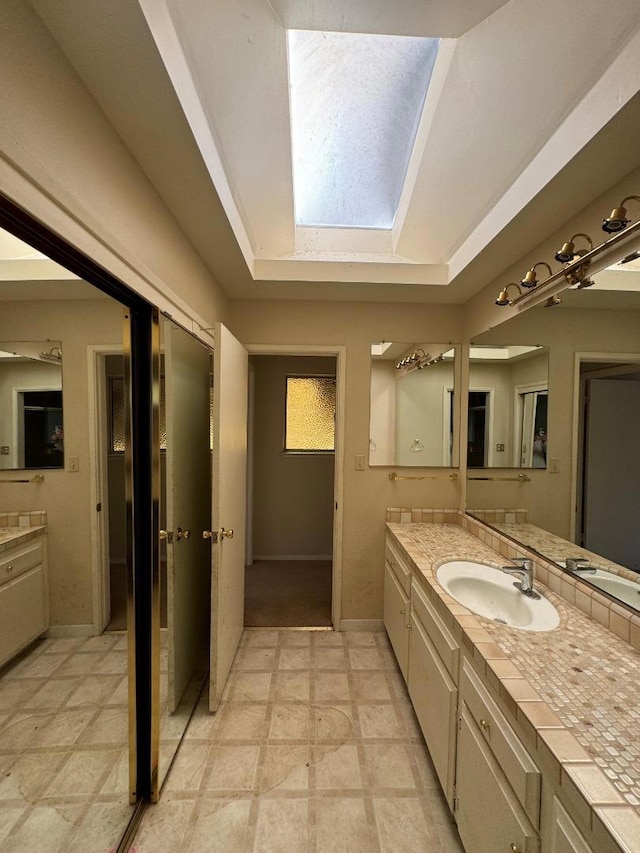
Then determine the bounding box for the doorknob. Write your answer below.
[160,529,174,543]
[175,527,191,541]
[202,528,234,541]
[203,530,219,542]
[220,527,234,539]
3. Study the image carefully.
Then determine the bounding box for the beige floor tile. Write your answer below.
[272,671,311,702]
[344,632,379,647]
[269,704,311,740]
[314,744,362,789]
[66,801,134,853]
[78,634,120,653]
[225,672,272,702]
[46,747,119,796]
[0,680,40,711]
[0,804,82,853]
[217,703,268,740]
[54,651,107,677]
[278,648,311,670]
[164,742,210,792]
[244,631,280,647]
[254,798,309,853]
[183,704,220,741]
[315,798,377,853]
[373,797,439,853]
[4,652,64,680]
[259,745,310,792]
[363,744,416,789]
[205,745,260,790]
[358,705,403,739]
[0,806,26,846]
[351,672,391,701]
[314,672,351,702]
[314,649,349,670]
[348,648,386,670]
[101,747,129,794]
[313,631,345,647]
[0,751,67,802]
[132,798,195,853]
[64,675,121,708]
[107,675,129,706]
[0,712,53,751]
[93,650,128,674]
[185,798,251,853]
[32,708,92,748]
[235,647,278,671]
[313,705,356,741]
[78,706,128,744]
[280,631,312,647]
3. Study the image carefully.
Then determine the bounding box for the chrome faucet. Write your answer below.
[501,559,540,599]
[564,557,596,573]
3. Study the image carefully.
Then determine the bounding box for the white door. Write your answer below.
[164,319,212,712]
[209,322,248,711]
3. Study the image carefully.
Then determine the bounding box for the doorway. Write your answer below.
[467,390,491,467]
[245,354,338,627]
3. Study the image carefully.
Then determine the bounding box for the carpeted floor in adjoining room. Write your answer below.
[245,560,332,627]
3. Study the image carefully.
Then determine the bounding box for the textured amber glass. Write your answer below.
[285,376,335,451]
[110,376,167,451]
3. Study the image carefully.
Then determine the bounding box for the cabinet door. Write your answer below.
[548,798,593,853]
[408,609,457,809]
[0,565,47,667]
[383,562,410,680]
[456,703,539,853]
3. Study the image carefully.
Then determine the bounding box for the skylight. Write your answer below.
[287,30,439,230]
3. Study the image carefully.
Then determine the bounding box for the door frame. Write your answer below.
[87,344,126,633]
[571,351,640,543]
[246,344,346,629]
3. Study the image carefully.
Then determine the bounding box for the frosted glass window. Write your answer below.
[110,377,167,452]
[288,30,439,229]
[285,376,336,452]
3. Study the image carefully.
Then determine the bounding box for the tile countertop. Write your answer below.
[476,519,640,585]
[0,525,47,553]
[387,521,640,853]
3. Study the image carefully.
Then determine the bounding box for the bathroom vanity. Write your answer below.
[0,516,49,668]
[384,513,640,853]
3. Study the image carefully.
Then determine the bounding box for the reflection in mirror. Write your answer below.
[0,341,63,469]
[369,343,458,466]
[466,253,640,613]
[467,345,548,468]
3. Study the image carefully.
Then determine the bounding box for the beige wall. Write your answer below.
[395,361,455,467]
[230,300,464,621]
[0,296,123,627]
[0,0,229,331]
[251,355,335,559]
[466,307,640,539]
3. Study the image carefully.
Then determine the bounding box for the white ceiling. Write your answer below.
[27,0,640,303]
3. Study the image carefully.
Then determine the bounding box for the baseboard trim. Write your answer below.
[44,624,96,638]
[252,555,333,562]
[339,619,385,632]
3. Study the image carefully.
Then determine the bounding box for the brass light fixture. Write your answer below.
[495,283,522,306]
[520,261,553,289]
[554,233,593,263]
[602,196,640,233]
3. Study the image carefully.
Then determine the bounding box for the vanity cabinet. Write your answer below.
[408,578,459,809]
[545,799,594,853]
[0,536,49,668]
[383,541,411,679]
[456,657,541,853]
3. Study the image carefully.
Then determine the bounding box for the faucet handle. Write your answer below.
[565,557,589,571]
[511,558,533,570]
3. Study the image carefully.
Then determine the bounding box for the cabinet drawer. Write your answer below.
[549,798,593,853]
[408,609,457,809]
[385,539,411,595]
[461,658,540,826]
[411,578,459,682]
[0,565,48,668]
[0,540,42,586]
[456,703,539,853]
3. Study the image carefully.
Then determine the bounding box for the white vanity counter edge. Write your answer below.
[386,519,640,853]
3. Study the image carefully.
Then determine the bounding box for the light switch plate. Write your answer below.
[68,456,80,472]
[355,454,365,471]
[549,457,560,473]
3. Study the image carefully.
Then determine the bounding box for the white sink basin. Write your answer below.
[436,561,560,632]
[557,563,640,609]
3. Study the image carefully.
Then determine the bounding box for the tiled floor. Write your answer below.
[0,633,133,851]
[134,629,465,852]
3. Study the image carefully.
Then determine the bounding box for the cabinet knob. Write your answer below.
[510,844,521,853]
[399,608,405,615]
[480,718,490,732]
[6,565,12,573]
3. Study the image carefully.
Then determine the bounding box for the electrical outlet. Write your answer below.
[354,454,365,471]
[549,457,560,473]
[68,456,80,473]
[496,443,505,452]
[0,446,9,455]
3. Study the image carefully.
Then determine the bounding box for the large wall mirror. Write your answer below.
[370,342,459,467]
[466,252,640,613]
[468,345,548,468]
[0,340,63,469]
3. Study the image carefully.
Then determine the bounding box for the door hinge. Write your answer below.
[453,784,459,811]
[96,502,102,512]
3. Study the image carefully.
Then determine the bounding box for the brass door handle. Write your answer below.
[202,528,234,541]
[480,718,490,732]
[203,530,218,542]
[160,530,174,543]
[175,528,191,541]
[220,528,234,540]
